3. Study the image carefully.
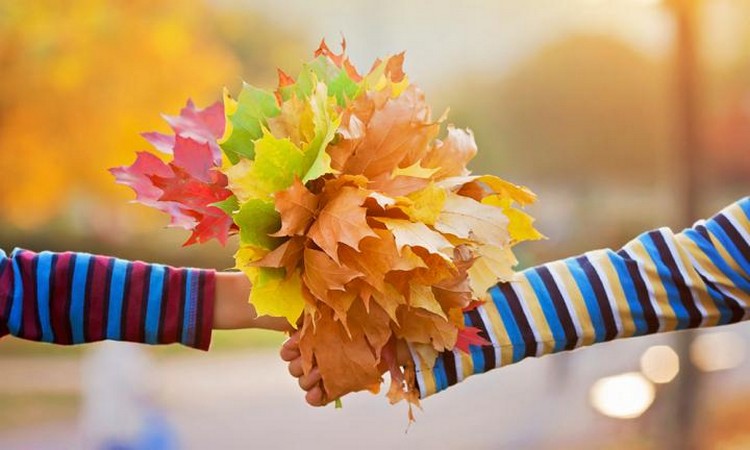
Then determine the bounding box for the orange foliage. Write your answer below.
[0,0,240,229]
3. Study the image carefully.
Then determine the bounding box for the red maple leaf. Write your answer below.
[454,326,491,354]
[111,101,236,245]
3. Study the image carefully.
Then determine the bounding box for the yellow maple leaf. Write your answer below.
[409,284,447,319]
[482,195,545,244]
[434,193,509,247]
[234,245,268,276]
[375,218,453,261]
[249,267,305,328]
[224,159,259,203]
[392,162,440,179]
[467,244,518,294]
[478,175,537,206]
[402,184,446,226]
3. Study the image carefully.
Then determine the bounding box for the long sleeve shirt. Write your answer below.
[0,250,215,350]
[413,197,750,398]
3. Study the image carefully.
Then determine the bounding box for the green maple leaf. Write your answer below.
[221,82,280,164]
[301,82,341,183]
[279,56,360,107]
[235,198,283,249]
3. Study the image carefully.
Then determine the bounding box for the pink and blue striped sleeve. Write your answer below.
[0,249,215,350]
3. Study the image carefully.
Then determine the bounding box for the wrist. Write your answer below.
[213,271,291,332]
[213,271,255,329]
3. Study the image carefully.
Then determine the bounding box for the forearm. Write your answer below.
[213,271,289,332]
[413,197,750,398]
[0,248,215,349]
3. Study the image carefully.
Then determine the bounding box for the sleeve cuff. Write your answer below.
[178,268,215,351]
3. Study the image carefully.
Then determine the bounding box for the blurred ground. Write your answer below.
[1,323,749,450]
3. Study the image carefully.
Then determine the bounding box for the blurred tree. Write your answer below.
[703,0,750,185]
[451,35,674,189]
[0,0,303,238]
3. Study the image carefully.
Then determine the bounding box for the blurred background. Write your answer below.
[0,0,748,448]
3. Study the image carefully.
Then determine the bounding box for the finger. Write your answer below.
[282,333,300,350]
[298,367,321,391]
[305,386,326,407]
[280,345,300,362]
[288,358,303,377]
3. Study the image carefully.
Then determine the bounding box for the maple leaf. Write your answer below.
[302,248,362,306]
[477,175,537,206]
[300,82,340,182]
[422,126,477,179]
[234,198,283,249]
[434,193,510,247]
[483,195,545,244]
[220,83,281,164]
[401,183,447,225]
[408,284,447,319]
[237,129,308,198]
[375,218,453,260]
[113,118,236,245]
[394,308,458,352]
[370,282,407,323]
[467,244,517,294]
[271,178,319,237]
[367,171,432,198]
[361,53,410,97]
[252,236,306,277]
[338,229,398,293]
[454,326,492,354]
[144,100,225,159]
[249,267,305,328]
[308,186,377,262]
[299,306,383,400]
[348,299,392,362]
[111,151,174,207]
[340,86,439,178]
[267,95,309,147]
[149,164,234,245]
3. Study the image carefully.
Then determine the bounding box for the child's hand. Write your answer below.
[280,331,413,406]
[214,272,292,332]
[280,332,327,406]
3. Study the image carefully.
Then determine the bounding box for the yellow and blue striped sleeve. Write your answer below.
[412,197,750,398]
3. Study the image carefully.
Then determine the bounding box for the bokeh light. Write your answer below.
[690,331,746,372]
[640,345,680,384]
[590,372,656,419]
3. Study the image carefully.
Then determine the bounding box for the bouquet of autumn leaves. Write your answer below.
[112,41,543,408]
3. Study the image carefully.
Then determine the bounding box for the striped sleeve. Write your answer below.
[413,197,750,398]
[0,249,215,350]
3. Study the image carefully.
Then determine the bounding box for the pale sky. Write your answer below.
[217,0,676,89]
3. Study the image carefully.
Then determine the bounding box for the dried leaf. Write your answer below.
[338,229,398,293]
[376,218,453,260]
[408,284,447,319]
[253,237,306,276]
[302,248,362,304]
[308,186,377,262]
[299,306,383,400]
[467,244,517,294]
[271,178,318,237]
[434,193,509,246]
